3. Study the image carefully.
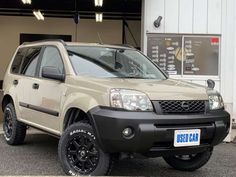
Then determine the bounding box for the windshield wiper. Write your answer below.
[118,76,146,79]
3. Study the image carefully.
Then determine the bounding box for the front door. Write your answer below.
[21,46,66,134]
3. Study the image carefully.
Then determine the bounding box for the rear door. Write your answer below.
[16,47,42,120]
[7,47,28,119]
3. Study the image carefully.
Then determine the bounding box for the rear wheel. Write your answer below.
[3,103,27,145]
[163,149,212,171]
[58,122,112,176]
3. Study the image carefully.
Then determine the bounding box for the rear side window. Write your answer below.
[11,48,27,74]
[20,47,41,76]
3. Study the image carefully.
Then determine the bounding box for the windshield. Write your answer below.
[67,46,166,80]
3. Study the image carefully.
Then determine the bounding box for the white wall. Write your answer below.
[142,0,236,141]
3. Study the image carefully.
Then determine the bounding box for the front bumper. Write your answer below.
[88,107,230,156]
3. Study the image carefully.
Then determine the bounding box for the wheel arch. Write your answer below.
[1,94,14,112]
[62,106,106,152]
[60,91,106,131]
[63,107,93,131]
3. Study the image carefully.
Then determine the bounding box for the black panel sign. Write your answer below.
[147,34,220,76]
[183,36,219,75]
[147,34,182,75]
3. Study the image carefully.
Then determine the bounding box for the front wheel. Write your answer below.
[163,149,213,171]
[58,122,112,176]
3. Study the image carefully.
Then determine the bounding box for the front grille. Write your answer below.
[158,100,206,114]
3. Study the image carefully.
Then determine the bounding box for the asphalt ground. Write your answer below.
[0,132,236,176]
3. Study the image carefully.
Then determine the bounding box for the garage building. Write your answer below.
[0,0,235,141]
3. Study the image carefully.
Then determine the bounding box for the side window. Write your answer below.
[11,48,28,74]
[39,46,64,77]
[20,47,41,76]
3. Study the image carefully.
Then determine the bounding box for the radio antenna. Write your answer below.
[97,32,103,44]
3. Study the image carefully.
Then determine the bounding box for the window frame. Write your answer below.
[10,46,43,77]
[19,47,42,77]
[36,45,66,81]
[10,47,29,75]
[10,45,66,82]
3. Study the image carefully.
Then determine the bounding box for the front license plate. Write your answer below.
[174,129,201,147]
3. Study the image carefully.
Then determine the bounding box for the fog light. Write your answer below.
[122,127,133,137]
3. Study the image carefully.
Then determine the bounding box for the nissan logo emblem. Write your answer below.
[181,101,189,110]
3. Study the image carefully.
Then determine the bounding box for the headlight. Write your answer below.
[208,94,224,110]
[110,89,153,111]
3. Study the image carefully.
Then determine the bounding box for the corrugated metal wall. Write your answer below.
[141,0,236,141]
[143,0,222,34]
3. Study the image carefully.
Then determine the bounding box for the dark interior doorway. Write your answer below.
[20,33,72,44]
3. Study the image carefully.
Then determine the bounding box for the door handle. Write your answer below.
[32,83,39,89]
[13,79,18,85]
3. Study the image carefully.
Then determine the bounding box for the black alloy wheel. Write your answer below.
[3,107,13,138]
[3,103,27,145]
[66,134,100,175]
[58,122,111,176]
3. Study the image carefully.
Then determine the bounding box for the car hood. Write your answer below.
[69,76,208,100]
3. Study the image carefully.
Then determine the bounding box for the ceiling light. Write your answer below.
[96,13,103,22]
[21,0,31,4]
[33,10,44,21]
[95,0,103,7]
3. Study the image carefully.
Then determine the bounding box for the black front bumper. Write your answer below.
[88,107,230,156]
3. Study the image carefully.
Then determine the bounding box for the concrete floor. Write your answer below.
[0,129,235,176]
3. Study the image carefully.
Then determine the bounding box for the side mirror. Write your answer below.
[207,79,215,89]
[42,66,65,81]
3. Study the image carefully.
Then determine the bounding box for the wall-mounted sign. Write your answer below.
[183,36,219,75]
[147,34,182,75]
[147,34,220,76]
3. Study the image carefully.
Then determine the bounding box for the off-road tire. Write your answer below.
[58,122,112,176]
[3,103,27,145]
[163,149,212,171]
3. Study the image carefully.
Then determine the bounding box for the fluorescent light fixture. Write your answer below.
[33,10,44,21]
[96,13,103,22]
[95,0,103,7]
[21,0,31,4]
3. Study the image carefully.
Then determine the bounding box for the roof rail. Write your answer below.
[22,39,67,46]
[112,44,135,48]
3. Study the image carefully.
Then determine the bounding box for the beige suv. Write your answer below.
[2,40,230,176]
